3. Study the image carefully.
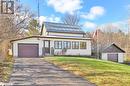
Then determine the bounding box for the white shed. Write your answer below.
[101,43,125,63]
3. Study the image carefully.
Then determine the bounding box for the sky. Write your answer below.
[20,0,130,32]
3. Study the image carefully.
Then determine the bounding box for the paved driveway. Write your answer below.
[8,58,95,86]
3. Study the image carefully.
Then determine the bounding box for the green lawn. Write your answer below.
[45,56,130,86]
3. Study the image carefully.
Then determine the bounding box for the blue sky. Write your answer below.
[20,0,130,32]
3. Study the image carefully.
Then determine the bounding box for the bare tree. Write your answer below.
[62,14,80,25]
[92,24,128,59]
[25,19,40,36]
[0,2,34,59]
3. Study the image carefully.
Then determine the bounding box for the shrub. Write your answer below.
[3,55,13,62]
[0,56,13,82]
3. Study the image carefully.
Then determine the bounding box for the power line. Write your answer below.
[37,0,40,18]
[36,0,40,27]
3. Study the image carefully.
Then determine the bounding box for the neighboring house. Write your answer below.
[101,43,125,63]
[91,29,105,53]
[11,22,92,57]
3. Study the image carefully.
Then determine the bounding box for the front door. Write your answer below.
[44,40,50,55]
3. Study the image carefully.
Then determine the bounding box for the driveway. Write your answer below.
[8,58,95,86]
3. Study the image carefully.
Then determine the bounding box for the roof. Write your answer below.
[102,43,125,53]
[10,36,92,42]
[92,29,104,40]
[41,22,85,34]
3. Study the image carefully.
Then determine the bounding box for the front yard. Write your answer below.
[45,56,130,86]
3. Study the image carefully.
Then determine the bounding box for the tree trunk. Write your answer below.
[0,40,10,61]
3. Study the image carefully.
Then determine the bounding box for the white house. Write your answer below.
[101,43,125,63]
[11,22,92,57]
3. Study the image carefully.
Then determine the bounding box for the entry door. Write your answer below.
[44,40,50,54]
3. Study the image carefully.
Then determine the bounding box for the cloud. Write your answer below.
[83,21,97,29]
[126,4,130,9]
[128,5,130,8]
[47,0,83,14]
[39,15,61,25]
[81,6,105,20]
[111,21,129,33]
[39,16,46,25]
[99,20,129,33]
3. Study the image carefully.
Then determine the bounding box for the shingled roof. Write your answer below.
[102,43,125,53]
[42,22,85,34]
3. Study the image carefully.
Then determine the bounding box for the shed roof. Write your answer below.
[42,22,85,34]
[102,43,125,53]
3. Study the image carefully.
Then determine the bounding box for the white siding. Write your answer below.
[13,38,43,57]
[42,25,47,36]
[12,37,92,57]
[101,53,107,60]
[118,53,124,63]
[45,38,91,56]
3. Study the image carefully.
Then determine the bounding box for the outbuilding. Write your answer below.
[101,43,125,63]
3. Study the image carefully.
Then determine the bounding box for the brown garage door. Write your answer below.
[108,54,118,62]
[18,44,39,57]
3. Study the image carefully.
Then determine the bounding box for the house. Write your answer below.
[101,43,125,63]
[11,22,92,57]
[91,29,105,51]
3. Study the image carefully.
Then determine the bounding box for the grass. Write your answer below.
[0,56,13,82]
[45,56,130,86]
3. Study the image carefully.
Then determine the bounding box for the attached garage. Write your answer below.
[11,37,43,57]
[101,43,125,63]
[18,44,39,57]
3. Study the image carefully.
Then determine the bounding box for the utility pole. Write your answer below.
[37,0,40,18]
[127,7,130,58]
[96,27,100,59]
[128,20,130,58]
[37,0,40,26]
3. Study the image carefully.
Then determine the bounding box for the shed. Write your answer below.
[101,43,125,63]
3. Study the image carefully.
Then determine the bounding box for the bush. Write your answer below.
[125,57,130,63]
[3,55,13,62]
[0,56,13,82]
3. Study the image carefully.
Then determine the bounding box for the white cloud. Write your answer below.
[126,4,130,9]
[99,20,129,33]
[81,6,105,20]
[39,15,61,25]
[83,21,97,29]
[47,0,83,14]
[128,5,130,8]
[112,21,129,33]
[39,16,47,25]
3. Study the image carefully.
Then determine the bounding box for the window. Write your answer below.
[63,41,71,49]
[54,41,62,49]
[72,41,79,49]
[80,42,86,49]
